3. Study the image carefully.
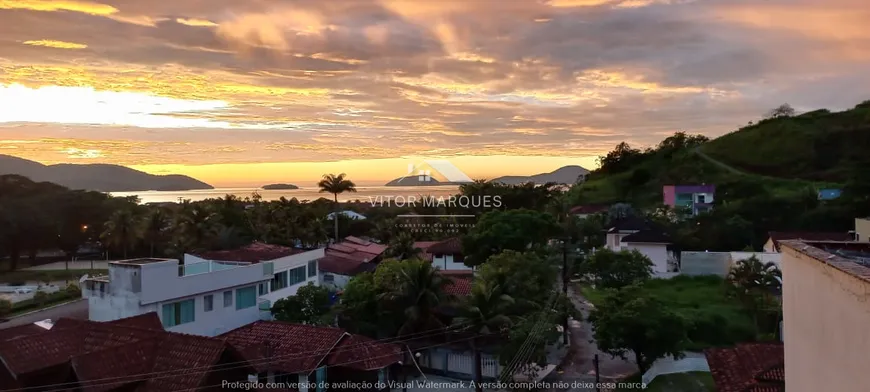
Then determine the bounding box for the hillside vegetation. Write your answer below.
[701,100,870,182]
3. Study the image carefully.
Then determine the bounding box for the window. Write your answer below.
[288,266,306,286]
[223,290,232,307]
[323,274,334,283]
[272,271,288,291]
[697,194,706,203]
[236,286,257,310]
[162,299,195,327]
[204,294,213,312]
[259,282,268,296]
[307,260,317,278]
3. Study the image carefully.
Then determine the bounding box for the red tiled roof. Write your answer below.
[442,273,473,297]
[220,321,402,374]
[0,323,49,342]
[569,205,609,215]
[767,232,853,251]
[0,315,245,392]
[107,312,164,331]
[413,241,439,251]
[705,343,784,392]
[326,238,386,263]
[318,255,376,276]
[197,241,304,263]
[427,237,462,255]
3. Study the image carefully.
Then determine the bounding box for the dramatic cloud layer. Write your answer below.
[0,0,868,176]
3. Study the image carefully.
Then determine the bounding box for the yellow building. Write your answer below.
[854,217,870,242]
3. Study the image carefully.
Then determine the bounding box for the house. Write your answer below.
[778,239,870,391]
[83,242,324,337]
[327,210,367,220]
[604,217,676,274]
[855,217,870,242]
[568,204,609,219]
[420,237,470,271]
[0,313,253,391]
[817,188,842,200]
[219,320,402,392]
[763,232,854,252]
[663,184,715,215]
[705,343,784,392]
[318,237,387,290]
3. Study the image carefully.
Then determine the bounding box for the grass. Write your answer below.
[0,269,107,285]
[579,275,756,351]
[7,290,82,316]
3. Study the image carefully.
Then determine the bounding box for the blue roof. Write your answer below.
[818,189,842,200]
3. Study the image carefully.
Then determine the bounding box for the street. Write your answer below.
[0,299,88,329]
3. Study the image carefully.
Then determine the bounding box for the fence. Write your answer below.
[640,352,710,385]
[680,252,782,277]
[417,347,500,380]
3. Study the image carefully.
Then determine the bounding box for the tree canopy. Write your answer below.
[462,209,560,266]
[579,248,653,289]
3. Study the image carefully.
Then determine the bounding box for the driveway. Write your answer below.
[0,299,88,329]
[548,286,637,391]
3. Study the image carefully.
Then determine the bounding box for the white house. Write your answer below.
[420,237,471,271]
[605,217,675,274]
[83,243,325,337]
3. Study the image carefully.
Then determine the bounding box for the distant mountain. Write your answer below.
[262,183,299,190]
[0,154,213,192]
[491,165,589,185]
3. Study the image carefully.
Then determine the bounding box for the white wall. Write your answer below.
[320,273,352,291]
[160,285,265,336]
[260,250,324,303]
[730,252,782,269]
[138,260,273,305]
[782,246,870,392]
[432,254,472,271]
[622,243,668,273]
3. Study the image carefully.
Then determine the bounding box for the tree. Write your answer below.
[378,259,451,336]
[101,209,140,259]
[462,209,559,267]
[579,249,653,289]
[141,208,170,257]
[727,256,782,333]
[65,283,82,298]
[336,272,382,336]
[271,282,333,325]
[766,103,795,119]
[384,232,421,260]
[454,280,514,392]
[589,285,687,373]
[318,173,357,241]
[475,251,557,314]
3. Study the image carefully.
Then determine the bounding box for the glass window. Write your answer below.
[307,260,317,277]
[288,266,306,286]
[272,271,288,291]
[204,294,213,312]
[223,290,232,307]
[323,274,334,282]
[162,299,195,327]
[236,286,257,310]
[259,282,268,296]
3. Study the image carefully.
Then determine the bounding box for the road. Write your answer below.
[692,147,745,175]
[0,299,88,329]
[548,286,637,391]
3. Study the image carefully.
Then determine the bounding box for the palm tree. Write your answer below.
[101,209,140,259]
[141,208,169,257]
[379,260,451,336]
[454,280,514,392]
[728,256,782,333]
[385,233,421,260]
[174,203,219,252]
[317,173,357,242]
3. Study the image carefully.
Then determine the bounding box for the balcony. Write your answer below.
[258,298,273,321]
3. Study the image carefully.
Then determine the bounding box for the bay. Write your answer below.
[110,185,461,204]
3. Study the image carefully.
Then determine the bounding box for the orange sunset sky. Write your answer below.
[0,0,868,186]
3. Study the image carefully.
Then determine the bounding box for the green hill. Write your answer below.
[700,100,870,182]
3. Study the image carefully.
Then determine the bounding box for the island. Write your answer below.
[261,183,299,190]
[384,177,468,186]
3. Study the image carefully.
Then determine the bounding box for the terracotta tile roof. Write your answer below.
[427,237,462,255]
[413,241,440,251]
[569,205,609,215]
[220,321,402,374]
[107,312,164,331]
[326,238,386,263]
[442,272,473,297]
[0,315,246,392]
[197,241,304,263]
[318,255,376,276]
[0,323,49,341]
[705,343,784,392]
[767,231,853,251]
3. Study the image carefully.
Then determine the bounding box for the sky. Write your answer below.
[0,0,868,186]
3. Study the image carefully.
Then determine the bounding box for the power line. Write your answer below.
[8,321,477,392]
[498,290,561,383]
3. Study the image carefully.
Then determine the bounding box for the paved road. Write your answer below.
[548,286,637,391]
[0,299,88,329]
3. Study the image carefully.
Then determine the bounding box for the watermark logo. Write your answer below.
[400,160,473,184]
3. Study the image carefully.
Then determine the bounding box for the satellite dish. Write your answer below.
[79,274,89,283]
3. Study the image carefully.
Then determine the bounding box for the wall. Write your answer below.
[730,252,781,269]
[763,238,778,253]
[160,285,264,336]
[781,245,870,392]
[663,185,676,206]
[680,252,732,276]
[856,218,870,242]
[320,273,352,291]
[138,260,273,305]
[432,254,471,271]
[260,249,324,303]
[622,243,668,273]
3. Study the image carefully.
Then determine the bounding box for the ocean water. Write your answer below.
[111,186,461,204]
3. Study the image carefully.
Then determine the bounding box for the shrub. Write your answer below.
[65,283,82,297]
[0,299,11,317]
[33,291,49,306]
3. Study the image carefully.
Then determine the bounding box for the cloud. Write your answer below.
[0,0,118,15]
[176,17,218,27]
[22,39,87,49]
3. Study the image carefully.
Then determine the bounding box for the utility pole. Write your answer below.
[594,354,601,392]
[562,237,569,345]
